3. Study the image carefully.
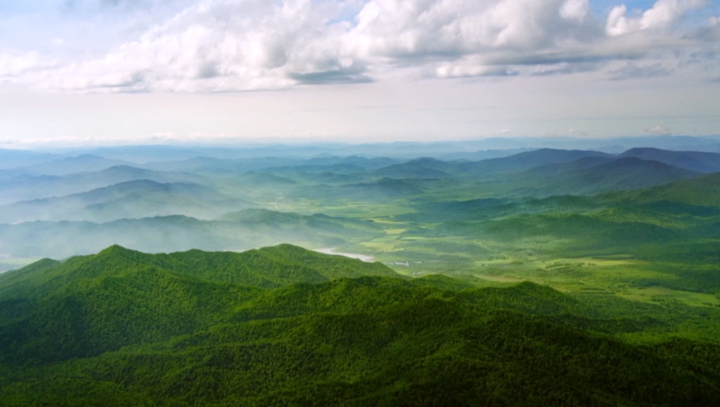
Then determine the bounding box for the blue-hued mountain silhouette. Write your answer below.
[0,180,249,223]
[619,147,720,173]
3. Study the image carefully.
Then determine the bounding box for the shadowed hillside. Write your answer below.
[620,148,720,173]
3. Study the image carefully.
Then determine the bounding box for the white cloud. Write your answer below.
[606,5,630,36]
[606,0,705,36]
[0,52,55,79]
[560,0,589,22]
[349,0,594,56]
[343,0,611,81]
[6,0,720,92]
[34,0,366,92]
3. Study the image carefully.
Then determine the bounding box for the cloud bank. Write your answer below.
[3,0,719,92]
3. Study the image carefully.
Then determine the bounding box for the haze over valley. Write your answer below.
[3,137,720,405]
[2,138,720,262]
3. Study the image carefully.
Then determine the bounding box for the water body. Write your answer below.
[315,248,375,263]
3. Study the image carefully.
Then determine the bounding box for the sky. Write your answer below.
[0,0,719,147]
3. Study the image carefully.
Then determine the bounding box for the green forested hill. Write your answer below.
[0,165,205,205]
[619,148,720,173]
[457,148,612,175]
[0,179,250,223]
[513,157,701,196]
[0,244,396,297]
[611,172,720,207]
[0,245,397,365]
[1,245,720,406]
[0,210,383,259]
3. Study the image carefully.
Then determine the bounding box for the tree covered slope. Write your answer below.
[0,245,719,406]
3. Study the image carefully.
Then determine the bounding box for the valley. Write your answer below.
[2,141,720,405]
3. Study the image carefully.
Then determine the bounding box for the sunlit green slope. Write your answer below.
[1,245,720,406]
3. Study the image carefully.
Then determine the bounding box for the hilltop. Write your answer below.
[1,245,720,405]
[0,165,204,205]
[619,148,720,173]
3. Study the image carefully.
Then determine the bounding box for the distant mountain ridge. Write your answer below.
[619,147,720,173]
[454,148,612,176]
[0,179,248,223]
[0,149,59,170]
[20,154,131,176]
[522,156,616,176]
[0,165,205,205]
[374,157,453,179]
[0,210,381,258]
[515,156,701,196]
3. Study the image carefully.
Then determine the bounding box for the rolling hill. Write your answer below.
[610,171,720,207]
[374,157,454,179]
[304,155,397,169]
[511,157,701,196]
[21,154,131,176]
[521,156,615,176]
[0,244,396,296]
[341,177,425,198]
[0,245,719,405]
[0,165,206,205]
[459,148,612,176]
[620,148,720,173]
[3,145,720,405]
[0,210,381,258]
[0,180,249,223]
[232,171,297,186]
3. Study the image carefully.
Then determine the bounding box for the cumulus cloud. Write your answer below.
[349,0,600,60]
[34,0,368,92]
[560,0,589,22]
[7,0,720,92]
[606,0,705,36]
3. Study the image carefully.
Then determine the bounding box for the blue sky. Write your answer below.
[0,0,719,147]
[593,0,657,12]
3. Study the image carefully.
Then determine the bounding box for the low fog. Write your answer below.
[2,138,720,269]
